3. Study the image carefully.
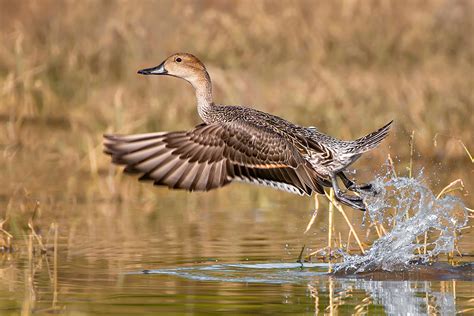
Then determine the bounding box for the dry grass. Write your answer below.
[0,0,472,153]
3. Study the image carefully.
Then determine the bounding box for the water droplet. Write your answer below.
[335,166,467,273]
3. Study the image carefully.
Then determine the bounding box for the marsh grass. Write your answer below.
[0,218,13,253]
[1,0,472,155]
[0,199,62,315]
[0,1,472,202]
[0,2,472,307]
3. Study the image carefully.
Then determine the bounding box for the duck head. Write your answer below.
[138,53,214,121]
[137,53,208,85]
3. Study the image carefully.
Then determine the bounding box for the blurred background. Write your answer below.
[1,1,472,161]
[0,0,473,313]
[1,0,472,210]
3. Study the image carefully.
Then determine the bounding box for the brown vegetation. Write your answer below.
[1,0,473,255]
[0,0,472,242]
[1,0,472,151]
[0,2,473,313]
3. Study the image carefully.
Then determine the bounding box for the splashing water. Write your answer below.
[335,170,468,273]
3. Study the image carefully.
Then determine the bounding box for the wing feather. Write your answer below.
[104,121,326,194]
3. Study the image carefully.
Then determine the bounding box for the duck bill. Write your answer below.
[137,61,167,75]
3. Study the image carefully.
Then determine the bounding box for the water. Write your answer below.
[335,171,468,273]
[132,262,472,315]
[0,174,472,315]
[0,124,473,314]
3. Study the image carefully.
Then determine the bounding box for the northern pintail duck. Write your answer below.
[104,53,392,210]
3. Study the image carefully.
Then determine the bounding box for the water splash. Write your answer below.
[335,170,467,273]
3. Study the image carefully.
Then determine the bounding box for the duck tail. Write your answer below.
[349,120,393,154]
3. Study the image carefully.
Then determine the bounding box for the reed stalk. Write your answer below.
[306,246,330,259]
[27,202,47,253]
[325,191,365,254]
[327,277,334,314]
[307,284,319,314]
[346,230,352,253]
[459,140,473,163]
[52,222,58,311]
[327,189,334,268]
[408,131,415,179]
[304,194,319,234]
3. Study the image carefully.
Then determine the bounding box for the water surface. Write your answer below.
[0,194,472,315]
[0,124,472,315]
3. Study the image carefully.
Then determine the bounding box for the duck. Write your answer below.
[104,53,392,211]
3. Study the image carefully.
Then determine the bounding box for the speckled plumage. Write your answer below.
[104,53,392,210]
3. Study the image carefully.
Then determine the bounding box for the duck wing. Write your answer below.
[104,122,325,195]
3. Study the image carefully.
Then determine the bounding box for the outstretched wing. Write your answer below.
[104,122,325,195]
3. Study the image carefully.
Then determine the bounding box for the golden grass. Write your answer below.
[0,0,472,151]
[0,1,472,206]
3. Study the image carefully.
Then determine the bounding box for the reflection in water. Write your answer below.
[138,262,470,315]
[347,279,454,315]
[2,239,472,315]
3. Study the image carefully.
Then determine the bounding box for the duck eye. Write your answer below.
[176,57,182,63]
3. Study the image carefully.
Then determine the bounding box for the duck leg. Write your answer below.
[338,172,376,196]
[330,174,366,211]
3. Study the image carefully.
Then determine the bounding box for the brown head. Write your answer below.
[138,53,209,86]
[138,53,214,121]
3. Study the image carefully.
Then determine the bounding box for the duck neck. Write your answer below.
[191,71,215,123]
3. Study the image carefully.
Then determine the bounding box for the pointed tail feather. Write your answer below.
[350,120,393,154]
